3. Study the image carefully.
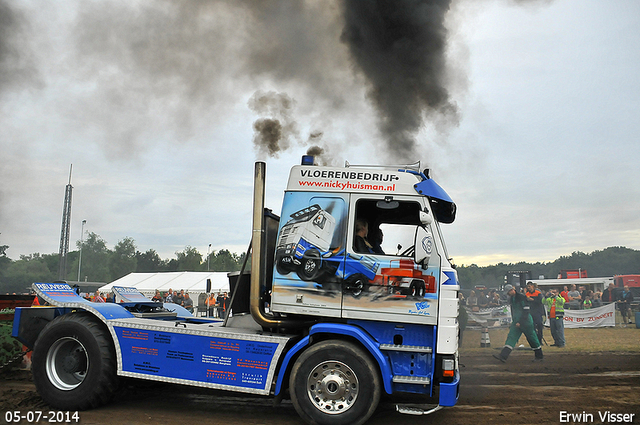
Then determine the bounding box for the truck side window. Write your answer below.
[353,199,424,256]
[313,213,327,229]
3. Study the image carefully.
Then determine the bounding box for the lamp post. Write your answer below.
[207,243,211,271]
[77,220,86,282]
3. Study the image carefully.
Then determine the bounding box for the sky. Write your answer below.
[1,0,639,268]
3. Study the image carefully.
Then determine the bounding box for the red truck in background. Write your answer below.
[558,269,588,279]
[614,275,640,297]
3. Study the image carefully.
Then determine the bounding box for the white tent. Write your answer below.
[99,271,230,297]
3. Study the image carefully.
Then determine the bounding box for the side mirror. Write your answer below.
[206,278,212,293]
[419,211,433,226]
[414,226,433,268]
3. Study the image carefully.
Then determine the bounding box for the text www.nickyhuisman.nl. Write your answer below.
[297,180,396,192]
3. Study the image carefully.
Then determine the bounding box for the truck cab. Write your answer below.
[270,159,458,333]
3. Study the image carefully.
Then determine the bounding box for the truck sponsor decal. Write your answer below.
[300,169,400,182]
[33,283,78,298]
[298,179,396,192]
[115,327,279,392]
[112,286,152,303]
[409,300,434,316]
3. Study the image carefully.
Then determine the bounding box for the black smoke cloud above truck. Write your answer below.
[340,0,459,158]
[0,0,525,166]
[246,1,462,162]
[247,0,462,162]
[1,0,465,163]
[0,0,554,164]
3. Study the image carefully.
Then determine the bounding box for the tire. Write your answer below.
[410,280,426,297]
[345,274,367,298]
[31,312,118,411]
[289,340,381,425]
[409,280,418,296]
[299,249,323,281]
[276,256,292,275]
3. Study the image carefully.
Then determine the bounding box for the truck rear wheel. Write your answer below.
[410,279,426,297]
[289,340,381,425]
[345,274,367,298]
[31,312,118,410]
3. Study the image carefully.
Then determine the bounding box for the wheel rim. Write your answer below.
[306,360,359,414]
[351,279,363,297]
[304,259,317,275]
[46,337,89,391]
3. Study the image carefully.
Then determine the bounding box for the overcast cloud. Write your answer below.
[1,0,638,269]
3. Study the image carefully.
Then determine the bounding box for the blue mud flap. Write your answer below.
[438,371,460,406]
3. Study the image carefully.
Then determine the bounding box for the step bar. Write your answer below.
[379,344,433,353]
[396,404,443,416]
[392,375,431,385]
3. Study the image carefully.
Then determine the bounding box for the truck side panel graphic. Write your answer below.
[271,193,440,324]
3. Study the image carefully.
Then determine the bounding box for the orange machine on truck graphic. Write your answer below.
[374,259,436,298]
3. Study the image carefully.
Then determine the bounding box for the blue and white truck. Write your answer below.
[12,155,460,425]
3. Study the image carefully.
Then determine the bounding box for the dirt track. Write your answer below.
[2,349,639,425]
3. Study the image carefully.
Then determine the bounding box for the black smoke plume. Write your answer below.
[248,90,299,158]
[2,0,463,164]
[340,0,459,159]
[306,133,338,166]
[252,119,283,157]
[249,91,341,165]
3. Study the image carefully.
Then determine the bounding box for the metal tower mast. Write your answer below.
[58,165,73,280]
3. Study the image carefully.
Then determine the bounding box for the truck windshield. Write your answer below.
[377,223,419,256]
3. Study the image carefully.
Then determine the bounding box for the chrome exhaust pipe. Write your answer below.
[250,161,298,329]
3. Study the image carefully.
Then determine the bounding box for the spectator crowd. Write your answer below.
[81,287,231,318]
[461,283,633,314]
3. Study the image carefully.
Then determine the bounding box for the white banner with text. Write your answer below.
[546,302,616,328]
[465,302,616,328]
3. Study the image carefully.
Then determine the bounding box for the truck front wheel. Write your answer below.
[289,340,381,425]
[31,312,118,411]
[299,249,323,281]
[276,256,293,275]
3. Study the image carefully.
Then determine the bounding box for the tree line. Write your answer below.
[0,232,246,294]
[455,246,640,290]
[1,236,639,294]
